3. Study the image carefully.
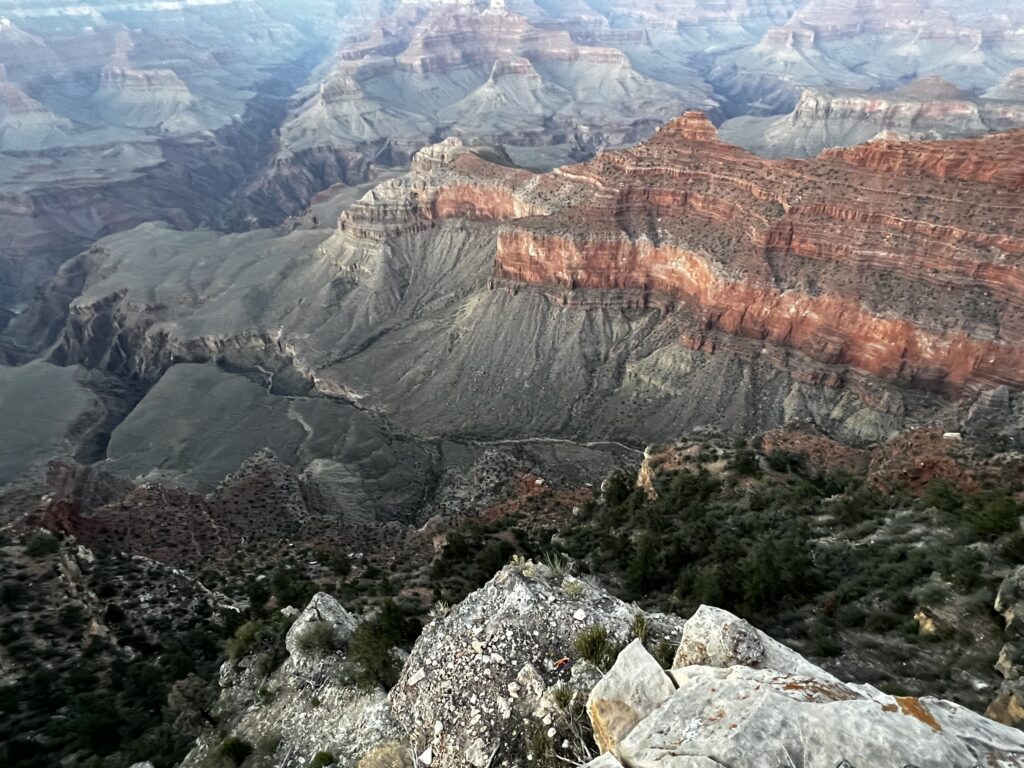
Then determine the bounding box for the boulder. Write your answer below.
[672,605,840,683]
[620,665,1024,768]
[672,606,764,668]
[284,592,359,662]
[568,606,1024,768]
[587,639,675,754]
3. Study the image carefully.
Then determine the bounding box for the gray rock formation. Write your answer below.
[586,608,1024,768]
[672,604,840,682]
[181,570,1024,768]
[990,566,1024,728]
[182,593,402,768]
[389,560,684,767]
[587,638,675,753]
[284,592,360,663]
[719,77,1024,160]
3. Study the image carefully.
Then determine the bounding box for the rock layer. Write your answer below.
[389,113,1024,396]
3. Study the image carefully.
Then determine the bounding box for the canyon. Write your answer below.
[1,2,1024,767]
[18,112,1020,505]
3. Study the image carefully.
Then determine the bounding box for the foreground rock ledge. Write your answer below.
[586,606,1024,768]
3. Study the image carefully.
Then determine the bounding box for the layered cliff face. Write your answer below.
[708,0,1024,115]
[0,2,328,335]
[719,76,1024,158]
[44,119,1024,446]
[242,0,717,221]
[360,113,1024,396]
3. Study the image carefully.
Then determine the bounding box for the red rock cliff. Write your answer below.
[344,113,1024,393]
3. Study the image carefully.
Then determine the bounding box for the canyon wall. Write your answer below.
[357,113,1024,397]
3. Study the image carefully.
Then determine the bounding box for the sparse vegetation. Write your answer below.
[347,600,421,690]
[551,440,1023,705]
[550,683,574,710]
[573,625,621,671]
[630,612,650,643]
[308,750,336,767]
[562,578,585,600]
[217,735,254,766]
[23,531,60,557]
[652,639,675,670]
[296,622,341,657]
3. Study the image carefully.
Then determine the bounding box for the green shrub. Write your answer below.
[728,449,760,477]
[1002,532,1024,563]
[217,736,253,766]
[652,639,675,670]
[527,726,555,768]
[922,479,962,514]
[603,472,635,506]
[865,610,905,633]
[0,580,28,608]
[574,625,621,670]
[24,531,60,557]
[225,621,260,661]
[951,548,984,591]
[630,613,649,643]
[967,495,1021,540]
[347,600,419,690]
[296,622,340,657]
[550,683,574,710]
[309,750,335,767]
[809,620,841,657]
[765,450,807,474]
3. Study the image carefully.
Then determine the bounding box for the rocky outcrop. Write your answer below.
[585,606,1024,768]
[285,592,360,663]
[671,605,838,681]
[389,560,685,767]
[587,639,675,754]
[181,568,1024,768]
[990,567,1024,729]
[182,593,402,768]
[375,112,1024,397]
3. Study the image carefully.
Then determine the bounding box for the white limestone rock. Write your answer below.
[673,604,840,682]
[389,561,685,768]
[620,664,1024,768]
[587,639,675,753]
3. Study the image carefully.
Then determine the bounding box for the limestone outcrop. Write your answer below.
[990,567,1024,729]
[585,607,1024,768]
[284,592,360,663]
[587,639,675,753]
[183,572,1024,768]
[389,560,685,767]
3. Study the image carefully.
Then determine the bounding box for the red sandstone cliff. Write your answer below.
[339,113,1024,394]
